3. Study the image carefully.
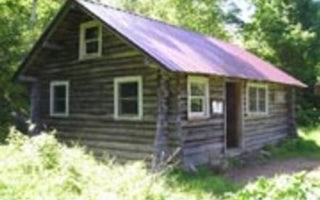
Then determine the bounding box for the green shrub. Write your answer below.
[0,129,225,200]
[0,130,171,200]
[264,134,320,159]
[224,173,320,200]
[1,129,320,200]
[297,106,320,127]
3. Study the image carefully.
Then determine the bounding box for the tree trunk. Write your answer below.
[31,0,38,26]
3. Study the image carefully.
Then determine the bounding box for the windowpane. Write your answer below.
[86,41,98,54]
[85,27,98,40]
[120,99,138,115]
[191,98,204,112]
[54,86,66,99]
[248,85,268,114]
[249,87,257,112]
[54,99,66,113]
[52,84,67,114]
[118,81,139,115]
[191,82,205,96]
[80,22,102,59]
[188,77,209,118]
[258,88,267,112]
[120,82,138,98]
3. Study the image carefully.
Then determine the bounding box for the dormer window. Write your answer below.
[79,21,102,60]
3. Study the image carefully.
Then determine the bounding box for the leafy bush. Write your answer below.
[0,129,170,200]
[1,129,320,200]
[297,106,320,127]
[263,127,320,159]
[225,173,320,200]
[0,129,227,200]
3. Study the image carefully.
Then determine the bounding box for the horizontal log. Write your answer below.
[184,130,224,142]
[182,118,224,128]
[58,131,154,143]
[183,143,224,156]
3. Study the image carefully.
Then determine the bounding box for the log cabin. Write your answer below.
[14,0,306,169]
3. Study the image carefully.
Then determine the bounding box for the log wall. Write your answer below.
[174,75,294,167]
[242,83,293,151]
[27,7,160,162]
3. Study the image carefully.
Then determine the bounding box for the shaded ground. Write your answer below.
[227,157,320,183]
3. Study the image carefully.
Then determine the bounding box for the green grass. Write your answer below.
[165,166,239,196]
[1,126,320,199]
[300,126,320,145]
[265,126,320,159]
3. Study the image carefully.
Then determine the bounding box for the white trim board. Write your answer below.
[114,76,143,120]
[187,76,210,120]
[50,80,69,117]
[79,20,103,60]
[246,82,269,116]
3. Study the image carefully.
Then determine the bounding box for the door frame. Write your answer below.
[223,80,244,154]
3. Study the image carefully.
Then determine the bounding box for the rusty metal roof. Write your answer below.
[23,0,306,87]
[76,0,306,87]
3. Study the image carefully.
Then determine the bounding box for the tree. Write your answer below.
[237,0,320,125]
[0,0,62,140]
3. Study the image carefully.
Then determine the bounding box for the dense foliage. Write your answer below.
[0,130,166,200]
[120,0,229,39]
[236,0,320,125]
[225,173,320,200]
[1,129,320,200]
[0,0,62,140]
[0,130,234,200]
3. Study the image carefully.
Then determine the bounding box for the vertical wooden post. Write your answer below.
[30,80,41,135]
[152,69,169,171]
[176,74,185,167]
[289,87,297,137]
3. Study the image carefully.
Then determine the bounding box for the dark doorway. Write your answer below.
[226,82,242,149]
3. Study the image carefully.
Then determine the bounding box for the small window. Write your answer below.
[247,83,268,115]
[50,81,69,117]
[187,76,210,119]
[114,76,143,120]
[79,21,102,60]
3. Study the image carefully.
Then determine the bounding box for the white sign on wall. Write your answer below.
[212,101,223,114]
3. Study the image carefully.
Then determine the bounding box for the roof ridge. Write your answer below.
[78,0,215,40]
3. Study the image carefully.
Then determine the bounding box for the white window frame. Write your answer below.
[79,21,102,60]
[247,83,269,116]
[114,76,143,120]
[50,81,69,117]
[187,76,210,119]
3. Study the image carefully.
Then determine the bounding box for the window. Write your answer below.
[79,21,102,60]
[50,81,69,117]
[247,83,268,115]
[187,76,209,119]
[114,76,143,120]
